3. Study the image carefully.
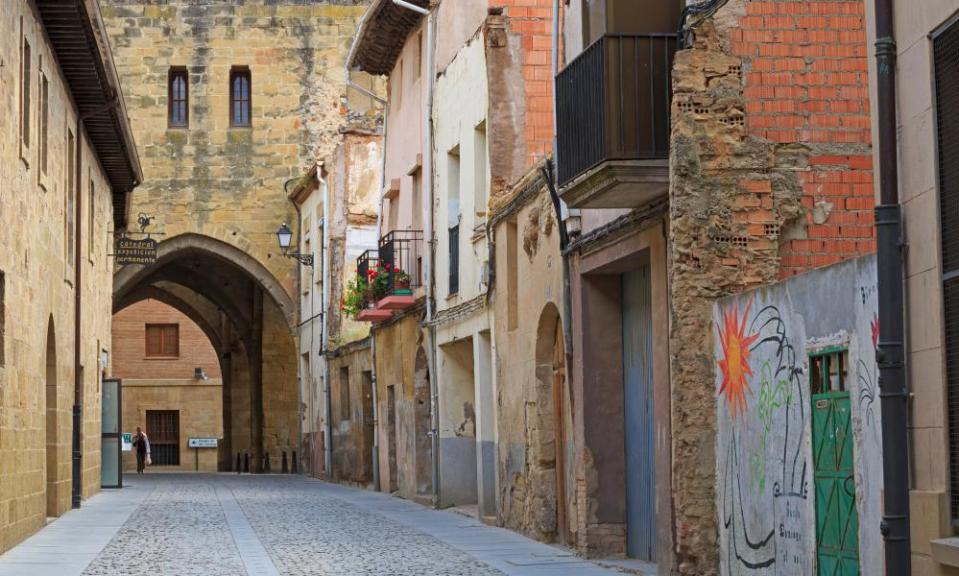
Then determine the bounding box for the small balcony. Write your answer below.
[556,33,678,209]
[376,230,423,311]
[354,250,392,323]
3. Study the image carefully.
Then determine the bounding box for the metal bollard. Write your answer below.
[236,452,241,474]
[243,452,250,473]
[281,451,289,474]
[264,452,271,473]
[291,451,298,474]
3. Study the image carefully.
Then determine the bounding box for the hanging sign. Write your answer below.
[115,237,158,265]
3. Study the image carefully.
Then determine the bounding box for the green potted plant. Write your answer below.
[393,268,413,295]
[341,273,368,319]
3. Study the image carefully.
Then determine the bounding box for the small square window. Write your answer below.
[145,324,179,358]
[809,348,848,394]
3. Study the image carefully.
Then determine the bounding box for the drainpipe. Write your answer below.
[73,95,120,509]
[370,103,389,493]
[322,178,334,478]
[873,0,910,573]
[390,0,440,509]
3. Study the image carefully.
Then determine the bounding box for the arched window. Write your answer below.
[168,67,188,127]
[230,67,251,127]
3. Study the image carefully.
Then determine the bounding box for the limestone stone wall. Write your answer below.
[668,1,874,572]
[100,1,369,292]
[0,0,118,553]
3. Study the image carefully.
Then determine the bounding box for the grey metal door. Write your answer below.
[101,379,122,488]
[623,266,655,560]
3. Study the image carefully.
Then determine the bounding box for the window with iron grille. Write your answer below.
[168,67,188,127]
[146,410,180,466]
[230,67,251,127]
[145,324,179,358]
[934,14,959,524]
[340,366,351,422]
[449,224,460,295]
[20,29,31,154]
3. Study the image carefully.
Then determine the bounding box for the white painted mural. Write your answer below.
[714,255,882,575]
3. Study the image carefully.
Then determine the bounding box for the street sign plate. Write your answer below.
[115,237,158,265]
[188,437,218,449]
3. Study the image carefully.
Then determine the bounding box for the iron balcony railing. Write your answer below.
[448,225,460,295]
[556,33,679,187]
[356,249,380,308]
[378,230,424,296]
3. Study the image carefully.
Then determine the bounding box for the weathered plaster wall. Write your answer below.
[713,255,881,576]
[372,312,429,500]
[490,174,568,542]
[668,1,874,571]
[0,0,117,552]
[327,341,374,485]
[434,32,490,307]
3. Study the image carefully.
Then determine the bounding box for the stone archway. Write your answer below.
[112,233,299,473]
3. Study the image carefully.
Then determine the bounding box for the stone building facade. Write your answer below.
[879,1,959,574]
[0,0,141,554]
[101,0,369,472]
[113,299,223,473]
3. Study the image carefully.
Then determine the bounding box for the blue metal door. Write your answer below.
[623,266,655,560]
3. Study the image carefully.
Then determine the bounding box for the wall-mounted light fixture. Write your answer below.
[276,223,314,266]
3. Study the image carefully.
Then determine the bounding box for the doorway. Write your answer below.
[386,385,398,493]
[623,266,655,560]
[552,320,569,544]
[414,347,433,497]
[811,349,859,575]
[362,371,375,484]
[147,410,180,466]
[45,319,59,517]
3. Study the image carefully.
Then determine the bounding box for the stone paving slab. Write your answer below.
[0,482,151,576]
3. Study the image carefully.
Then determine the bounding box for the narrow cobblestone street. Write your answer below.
[0,475,642,576]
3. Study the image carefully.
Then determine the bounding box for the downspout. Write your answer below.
[284,178,305,474]
[322,178,334,478]
[73,95,120,509]
[390,0,439,508]
[371,106,389,493]
[873,0,910,573]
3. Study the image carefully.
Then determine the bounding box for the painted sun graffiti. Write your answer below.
[718,299,760,419]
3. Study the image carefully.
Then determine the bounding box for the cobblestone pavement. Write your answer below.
[82,474,507,576]
[2,474,634,576]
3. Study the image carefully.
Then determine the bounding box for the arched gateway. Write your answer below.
[113,234,298,472]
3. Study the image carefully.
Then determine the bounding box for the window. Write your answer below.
[39,69,49,176]
[88,176,95,260]
[411,167,423,231]
[447,145,461,226]
[145,324,179,358]
[934,16,959,523]
[168,67,188,127]
[387,197,400,233]
[20,29,32,156]
[230,67,251,127]
[65,130,76,269]
[507,219,519,330]
[809,348,848,394]
[474,121,488,219]
[393,59,403,110]
[414,33,423,80]
[340,366,351,422]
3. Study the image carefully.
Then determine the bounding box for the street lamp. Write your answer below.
[275,223,314,266]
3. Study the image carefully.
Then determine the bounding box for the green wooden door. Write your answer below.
[812,391,859,575]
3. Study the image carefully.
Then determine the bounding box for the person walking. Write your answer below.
[133,427,151,474]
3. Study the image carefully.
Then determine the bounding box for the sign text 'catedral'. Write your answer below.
[114,237,158,265]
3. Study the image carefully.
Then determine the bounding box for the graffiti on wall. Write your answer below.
[714,256,882,576]
[717,302,808,573]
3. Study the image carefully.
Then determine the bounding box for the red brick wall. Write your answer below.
[733,0,875,278]
[496,0,557,167]
[112,299,222,380]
